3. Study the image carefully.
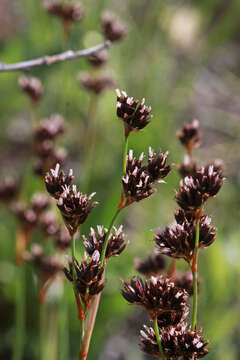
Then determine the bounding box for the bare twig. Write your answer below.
[0,41,111,73]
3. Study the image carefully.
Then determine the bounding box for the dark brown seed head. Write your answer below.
[34,114,64,141]
[79,72,115,95]
[13,203,38,231]
[101,11,128,42]
[121,276,189,322]
[26,244,63,276]
[116,89,152,136]
[18,75,43,104]
[63,251,104,309]
[57,185,98,236]
[54,227,71,250]
[44,1,84,22]
[40,212,60,237]
[0,177,19,203]
[175,165,224,212]
[140,324,209,359]
[45,163,74,200]
[30,193,50,215]
[135,251,166,277]
[88,50,108,67]
[83,225,127,259]
[177,119,201,154]
[154,209,216,263]
[146,147,171,183]
[121,149,170,206]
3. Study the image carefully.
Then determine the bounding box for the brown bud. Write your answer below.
[18,76,43,104]
[101,11,128,42]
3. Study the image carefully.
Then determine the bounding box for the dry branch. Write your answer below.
[0,41,111,73]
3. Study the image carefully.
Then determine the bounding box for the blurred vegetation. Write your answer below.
[0,0,240,359]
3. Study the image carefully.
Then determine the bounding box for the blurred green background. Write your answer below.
[0,0,240,359]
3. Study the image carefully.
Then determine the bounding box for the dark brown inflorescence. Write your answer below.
[40,212,60,237]
[177,119,201,155]
[13,202,38,232]
[64,251,104,309]
[54,227,71,250]
[82,225,127,259]
[79,72,115,95]
[45,163,73,200]
[18,75,43,104]
[101,11,128,42]
[173,271,195,296]
[121,276,188,324]
[88,50,108,68]
[44,0,84,21]
[0,177,19,203]
[154,209,216,263]
[175,165,224,214]
[140,324,209,359]
[121,149,170,207]
[33,115,67,176]
[135,251,166,277]
[30,193,50,215]
[57,185,98,236]
[34,114,64,141]
[116,89,152,137]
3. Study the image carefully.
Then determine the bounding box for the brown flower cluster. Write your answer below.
[82,225,127,259]
[88,50,108,68]
[79,72,115,95]
[175,165,224,214]
[33,114,67,176]
[44,1,84,36]
[101,11,128,42]
[116,89,152,137]
[154,209,216,263]
[64,251,104,310]
[0,177,19,203]
[121,148,171,207]
[135,251,166,277]
[45,164,98,235]
[140,324,209,359]
[18,75,43,104]
[121,276,189,325]
[177,119,201,156]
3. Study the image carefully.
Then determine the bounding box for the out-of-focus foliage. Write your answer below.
[0,0,240,359]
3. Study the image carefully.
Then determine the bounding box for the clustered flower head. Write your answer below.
[177,119,201,155]
[45,164,97,235]
[121,148,171,207]
[88,50,108,68]
[82,225,127,259]
[116,89,152,137]
[33,115,67,176]
[64,251,104,310]
[101,11,128,42]
[78,72,115,95]
[178,155,198,178]
[154,209,216,264]
[175,165,224,214]
[44,1,84,36]
[0,177,19,203]
[18,75,43,104]
[140,324,209,359]
[135,251,166,277]
[121,276,189,325]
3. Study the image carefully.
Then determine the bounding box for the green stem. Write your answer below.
[40,304,45,360]
[100,208,121,267]
[59,286,69,360]
[123,135,129,174]
[153,318,165,359]
[13,265,25,360]
[191,219,200,331]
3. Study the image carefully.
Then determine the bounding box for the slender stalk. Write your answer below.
[123,135,129,174]
[100,208,121,267]
[71,235,86,315]
[153,318,165,359]
[191,219,200,330]
[40,304,45,360]
[79,293,101,360]
[59,288,69,360]
[13,265,25,360]
[168,258,177,280]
